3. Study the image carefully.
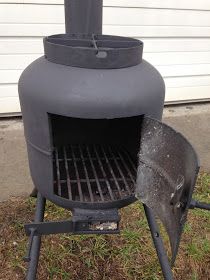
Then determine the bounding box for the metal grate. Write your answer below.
[53,145,137,203]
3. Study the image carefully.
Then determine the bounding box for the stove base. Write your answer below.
[23,192,173,280]
[24,192,210,280]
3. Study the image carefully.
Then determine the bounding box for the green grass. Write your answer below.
[193,172,210,203]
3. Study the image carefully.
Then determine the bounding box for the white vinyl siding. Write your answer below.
[1,0,210,115]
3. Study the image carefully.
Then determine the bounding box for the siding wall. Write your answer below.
[1,0,210,115]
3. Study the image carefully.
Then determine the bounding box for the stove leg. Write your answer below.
[144,205,174,280]
[25,192,46,280]
[190,199,210,211]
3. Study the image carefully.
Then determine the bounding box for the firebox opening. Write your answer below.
[49,114,143,205]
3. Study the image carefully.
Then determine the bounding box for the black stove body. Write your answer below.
[19,0,164,213]
[18,1,208,279]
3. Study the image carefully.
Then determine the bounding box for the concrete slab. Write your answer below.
[0,103,209,202]
[163,103,210,172]
[0,119,33,202]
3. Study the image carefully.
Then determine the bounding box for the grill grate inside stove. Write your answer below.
[53,144,137,203]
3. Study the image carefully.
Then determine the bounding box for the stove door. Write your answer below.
[135,116,199,263]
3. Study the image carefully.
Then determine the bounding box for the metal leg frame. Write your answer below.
[144,205,174,280]
[190,199,210,211]
[25,196,210,280]
[27,196,201,280]
[24,193,46,280]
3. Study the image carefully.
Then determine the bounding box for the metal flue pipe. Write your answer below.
[64,0,103,35]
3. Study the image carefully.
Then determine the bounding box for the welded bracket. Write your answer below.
[24,218,120,236]
[25,207,120,237]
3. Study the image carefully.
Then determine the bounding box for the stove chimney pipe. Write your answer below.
[64,0,103,35]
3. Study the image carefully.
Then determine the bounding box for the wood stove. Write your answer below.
[18,1,209,279]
